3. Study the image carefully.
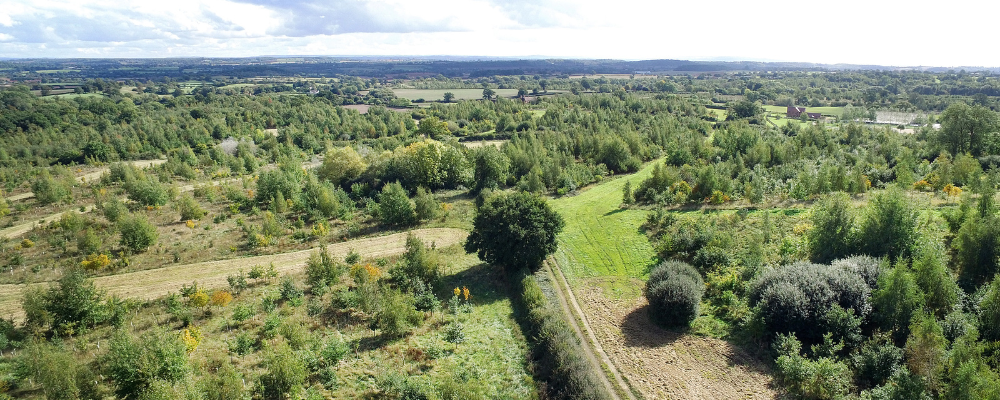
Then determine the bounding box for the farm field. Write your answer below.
[392,88,520,101]
[550,163,778,400]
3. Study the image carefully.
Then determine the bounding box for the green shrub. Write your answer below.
[33,169,72,205]
[77,228,102,255]
[872,263,925,345]
[644,260,704,328]
[851,333,903,390]
[258,342,307,400]
[305,246,343,290]
[858,187,919,260]
[808,192,860,263]
[413,187,440,221]
[519,275,609,400]
[773,334,854,399]
[125,175,169,207]
[103,330,189,399]
[750,260,871,345]
[373,289,421,337]
[175,194,206,220]
[203,363,249,400]
[376,181,416,226]
[319,333,351,367]
[100,196,128,223]
[18,341,82,400]
[118,213,158,253]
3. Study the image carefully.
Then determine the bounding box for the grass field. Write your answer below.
[762,105,844,117]
[550,163,658,279]
[392,89,520,101]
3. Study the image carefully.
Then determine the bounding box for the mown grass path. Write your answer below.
[551,162,658,279]
[0,228,466,321]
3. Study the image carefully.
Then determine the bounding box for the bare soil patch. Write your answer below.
[0,228,467,320]
[576,278,779,400]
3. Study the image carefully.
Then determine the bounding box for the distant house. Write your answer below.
[787,106,806,118]
[786,106,822,119]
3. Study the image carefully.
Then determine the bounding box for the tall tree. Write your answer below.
[938,103,999,156]
[465,191,564,272]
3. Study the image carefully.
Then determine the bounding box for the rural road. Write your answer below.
[0,227,467,321]
[546,257,636,400]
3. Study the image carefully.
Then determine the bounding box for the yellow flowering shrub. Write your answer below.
[210,290,233,307]
[181,326,203,353]
[189,289,209,308]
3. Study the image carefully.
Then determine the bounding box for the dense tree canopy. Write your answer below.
[465,191,564,271]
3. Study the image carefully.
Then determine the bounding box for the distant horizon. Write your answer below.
[1,55,996,72]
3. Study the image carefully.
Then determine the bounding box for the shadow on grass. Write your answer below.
[438,262,506,306]
[621,304,683,348]
[602,208,627,217]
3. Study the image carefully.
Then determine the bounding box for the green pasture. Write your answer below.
[35,69,75,74]
[762,105,844,117]
[550,162,658,280]
[393,88,520,101]
[708,108,727,120]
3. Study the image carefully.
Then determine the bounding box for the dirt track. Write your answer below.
[546,258,635,400]
[0,228,467,321]
[576,280,779,400]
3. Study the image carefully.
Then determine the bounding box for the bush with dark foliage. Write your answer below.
[644,260,704,328]
[749,260,872,345]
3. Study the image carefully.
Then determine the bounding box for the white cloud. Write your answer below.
[0,0,993,67]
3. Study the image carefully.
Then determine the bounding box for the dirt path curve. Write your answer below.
[545,257,636,400]
[0,227,466,321]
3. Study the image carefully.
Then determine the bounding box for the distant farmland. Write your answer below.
[392,88,520,101]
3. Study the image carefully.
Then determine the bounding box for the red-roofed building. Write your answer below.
[787,106,822,119]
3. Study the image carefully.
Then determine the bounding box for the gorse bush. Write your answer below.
[750,260,871,345]
[644,260,704,328]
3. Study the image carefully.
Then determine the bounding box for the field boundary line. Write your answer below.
[546,256,637,400]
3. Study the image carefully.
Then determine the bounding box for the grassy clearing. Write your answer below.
[392,89,520,101]
[550,163,658,280]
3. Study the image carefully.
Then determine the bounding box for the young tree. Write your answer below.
[103,330,189,399]
[376,181,416,226]
[622,180,634,205]
[464,191,564,272]
[808,192,859,263]
[259,342,307,400]
[859,187,919,260]
[33,169,72,205]
[317,146,367,187]
[118,213,159,253]
[471,146,510,193]
[175,194,206,221]
[872,264,925,345]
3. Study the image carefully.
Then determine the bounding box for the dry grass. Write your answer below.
[576,280,778,399]
[0,228,467,320]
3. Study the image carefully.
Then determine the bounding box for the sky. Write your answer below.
[0,0,993,68]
